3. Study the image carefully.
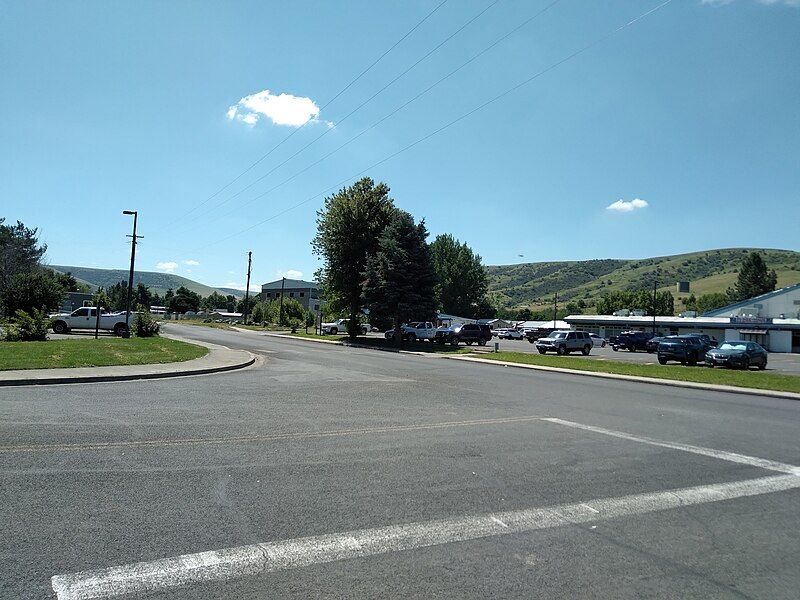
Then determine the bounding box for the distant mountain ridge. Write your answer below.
[486,248,800,311]
[49,265,244,298]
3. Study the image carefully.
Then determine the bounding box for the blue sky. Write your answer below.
[2,0,798,291]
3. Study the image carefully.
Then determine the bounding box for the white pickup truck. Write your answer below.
[384,321,438,342]
[321,318,369,335]
[50,307,129,336]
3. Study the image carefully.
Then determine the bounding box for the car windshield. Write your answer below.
[551,332,568,339]
[719,342,748,351]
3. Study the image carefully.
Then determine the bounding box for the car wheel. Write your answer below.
[557,346,566,356]
[758,360,766,370]
[478,338,487,346]
[450,338,459,347]
[688,353,697,367]
[436,338,445,345]
[407,333,416,343]
[581,345,590,356]
[707,362,714,368]
[612,346,618,352]
[330,327,338,335]
[601,341,606,348]
[361,327,367,335]
[742,357,750,371]
[52,321,68,334]
[113,323,128,337]
[658,357,667,365]
[528,338,535,344]
[629,346,636,353]
[465,341,473,346]
[538,348,547,354]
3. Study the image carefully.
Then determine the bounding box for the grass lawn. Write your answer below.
[0,337,208,371]
[476,352,800,394]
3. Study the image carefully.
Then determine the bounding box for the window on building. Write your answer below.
[314,304,320,311]
[300,292,304,297]
[290,292,294,298]
[266,292,271,298]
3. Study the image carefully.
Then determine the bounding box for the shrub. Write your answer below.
[5,309,49,341]
[134,310,160,337]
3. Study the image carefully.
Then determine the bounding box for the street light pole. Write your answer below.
[552,292,558,327]
[652,278,658,335]
[243,251,252,325]
[122,210,139,338]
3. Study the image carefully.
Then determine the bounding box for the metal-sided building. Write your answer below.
[565,283,800,353]
[261,279,321,314]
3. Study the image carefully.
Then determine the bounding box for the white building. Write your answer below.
[565,283,800,353]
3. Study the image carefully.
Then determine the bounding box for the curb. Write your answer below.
[0,337,257,387]
[448,355,800,401]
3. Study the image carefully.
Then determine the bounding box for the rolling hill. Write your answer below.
[486,248,800,312]
[49,266,244,298]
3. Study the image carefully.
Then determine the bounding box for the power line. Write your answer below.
[174,0,500,230]
[188,0,675,253]
[170,0,449,225]
[205,0,563,223]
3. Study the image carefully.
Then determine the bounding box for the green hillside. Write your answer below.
[486,248,800,312]
[49,265,243,298]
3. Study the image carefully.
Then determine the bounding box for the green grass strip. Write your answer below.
[479,351,800,395]
[0,337,208,371]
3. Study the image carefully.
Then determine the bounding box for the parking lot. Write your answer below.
[474,336,800,375]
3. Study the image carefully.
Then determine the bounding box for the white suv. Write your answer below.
[534,330,593,355]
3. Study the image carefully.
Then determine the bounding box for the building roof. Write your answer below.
[564,314,800,329]
[702,282,800,317]
[261,278,319,290]
[518,320,571,329]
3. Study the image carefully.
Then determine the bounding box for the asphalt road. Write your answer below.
[2,324,799,599]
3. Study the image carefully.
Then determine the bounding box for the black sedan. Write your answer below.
[705,341,767,370]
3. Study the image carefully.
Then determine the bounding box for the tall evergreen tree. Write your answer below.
[430,234,490,318]
[0,218,47,293]
[312,178,397,339]
[732,252,777,301]
[363,212,437,346]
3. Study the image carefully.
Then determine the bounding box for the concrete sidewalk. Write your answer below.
[0,334,256,387]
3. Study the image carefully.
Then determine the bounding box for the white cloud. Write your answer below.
[277,269,303,279]
[183,259,200,266]
[606,198,649,213]
[155,261,178,273]
[227,89,328,127]
[222,282,261,292]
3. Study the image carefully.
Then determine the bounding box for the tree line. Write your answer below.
[312,177,492,342]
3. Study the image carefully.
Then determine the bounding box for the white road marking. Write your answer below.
[51,474,800,599]
[541,418,800,475]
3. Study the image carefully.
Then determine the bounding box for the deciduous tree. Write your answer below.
[312,178,397,339]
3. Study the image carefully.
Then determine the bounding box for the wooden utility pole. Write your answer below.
[243,251,252,325]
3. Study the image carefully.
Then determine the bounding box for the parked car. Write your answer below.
[525,328,554,343]
[705,341,767,370]
[612,331,653,352]
[498,328,524,340]
[684,333,717,352]
[589,333,606,348]
[50,307,129,336]
[384,322,437,342]
[434,323,492,346]
[321,318,369,335]
[657,335,705,365]
[646,336,666,353]
[535,330,593,355]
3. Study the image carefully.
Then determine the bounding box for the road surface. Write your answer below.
[2,324,798,599]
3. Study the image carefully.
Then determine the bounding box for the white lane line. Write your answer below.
[51,474,800,600]
[541,418,800,475]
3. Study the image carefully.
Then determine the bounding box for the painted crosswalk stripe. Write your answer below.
[51,473,800,600]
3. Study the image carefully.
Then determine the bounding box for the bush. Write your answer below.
[5,309,49,341]
[134,310,160,337]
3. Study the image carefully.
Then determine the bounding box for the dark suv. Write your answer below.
[683,333,717,353]
[657,335,705,365]
[434,323,492,346]
[612,331,653,352]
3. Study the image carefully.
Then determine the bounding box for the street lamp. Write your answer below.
[122,210,138,338]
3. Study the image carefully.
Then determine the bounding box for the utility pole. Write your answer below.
[122,210,140,338]
[242,251,252,325]
[552,292,558,327]
[652,278,658,335]
[278,276,286,326]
